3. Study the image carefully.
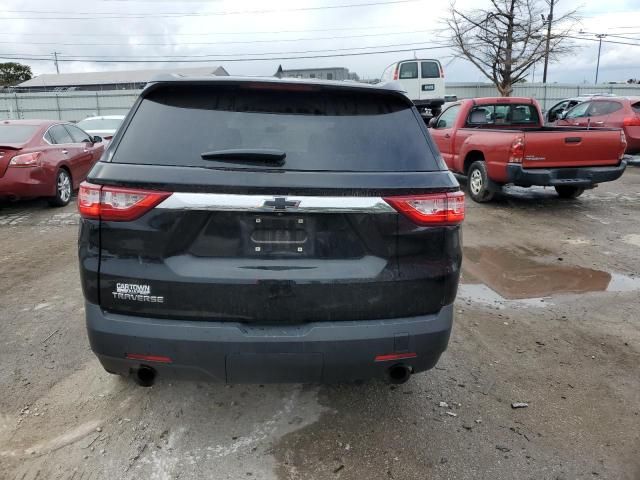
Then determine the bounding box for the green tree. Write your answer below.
[0,62,33,87]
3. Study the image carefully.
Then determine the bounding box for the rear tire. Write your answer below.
[48,169,72,207]
[467,161,495,203]
[555,186,585,199]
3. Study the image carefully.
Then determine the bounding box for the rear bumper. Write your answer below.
[85,302,453,383]
[0,167,52,199]
[506,160,627,187]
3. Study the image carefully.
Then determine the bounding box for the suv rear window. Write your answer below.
[112,85,439,171]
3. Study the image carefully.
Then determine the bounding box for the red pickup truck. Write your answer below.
[429,97,627,202]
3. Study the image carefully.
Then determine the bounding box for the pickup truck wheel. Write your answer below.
[554,186,585,199]
[467,161,495,203]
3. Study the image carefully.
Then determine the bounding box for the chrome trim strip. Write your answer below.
[157,193,396,214]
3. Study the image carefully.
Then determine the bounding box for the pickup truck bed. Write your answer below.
[429,98,627,202]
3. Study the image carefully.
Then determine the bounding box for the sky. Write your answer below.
[1,0,640,84]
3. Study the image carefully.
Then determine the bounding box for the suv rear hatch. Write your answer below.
[83,80,462,324]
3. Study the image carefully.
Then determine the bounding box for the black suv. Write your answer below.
[77,76,464,386]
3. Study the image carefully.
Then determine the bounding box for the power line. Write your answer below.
[1,40,452,60]
[0,29,433,47]
[0,0,422,20]
[0,24,418,37]
[569,35,640,47]
[0,43,454,63]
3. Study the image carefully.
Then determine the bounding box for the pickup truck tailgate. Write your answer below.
[522,129,625,169]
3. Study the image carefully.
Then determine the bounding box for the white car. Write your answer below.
[381,59,448,117]
[76,115,125,140]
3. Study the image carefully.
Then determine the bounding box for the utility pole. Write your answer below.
[595,34,606,84]
[542,0,554,83]
[52,52,60,74]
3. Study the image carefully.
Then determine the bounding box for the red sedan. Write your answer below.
[0,120,104,206]
[555,97,640,154]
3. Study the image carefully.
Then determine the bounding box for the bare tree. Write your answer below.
[445,0,579,96]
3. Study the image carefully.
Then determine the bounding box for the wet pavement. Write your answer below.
[461,245,640,301]
[1,167,639,480]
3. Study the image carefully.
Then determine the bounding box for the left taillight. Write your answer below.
[9,151,42,167]
[384,191,465,226]
[508,136,525,164]
[78,182,171,221]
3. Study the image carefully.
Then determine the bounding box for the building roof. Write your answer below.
[18,66,229,88]
[280,67,348,72]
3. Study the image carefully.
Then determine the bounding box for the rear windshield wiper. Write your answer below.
[200,148,286,165]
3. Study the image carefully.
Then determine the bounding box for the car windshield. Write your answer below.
[76,118,123,130]
[0,125,39,143]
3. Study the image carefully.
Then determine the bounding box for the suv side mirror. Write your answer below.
[557,111,568,120]
[92,135,103,143]
[428,117,438,128]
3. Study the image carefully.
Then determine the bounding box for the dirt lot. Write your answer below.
[1,167,639,480]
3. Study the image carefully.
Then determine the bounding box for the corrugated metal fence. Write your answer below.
[3,83,640,121]
[0,90,141,121]
[447,83,640,110]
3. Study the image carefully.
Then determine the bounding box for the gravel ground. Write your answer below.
[0,167,639,480]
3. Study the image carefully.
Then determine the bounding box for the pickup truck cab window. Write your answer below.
[435,104,460,128]
[466,104,539,126]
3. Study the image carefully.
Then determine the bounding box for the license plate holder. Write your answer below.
[249,215,312,255]
[422,84,435,91]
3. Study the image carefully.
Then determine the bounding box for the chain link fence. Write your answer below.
[0,90,141,122]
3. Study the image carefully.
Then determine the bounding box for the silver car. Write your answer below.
[76,115,125,140]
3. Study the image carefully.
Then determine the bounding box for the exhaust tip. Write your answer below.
[387,364,412,384]
[133,366,156,387]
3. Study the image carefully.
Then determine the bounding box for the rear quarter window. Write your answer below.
[112,85,441,172]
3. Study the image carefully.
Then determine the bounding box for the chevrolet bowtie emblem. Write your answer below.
[263,197,300,211]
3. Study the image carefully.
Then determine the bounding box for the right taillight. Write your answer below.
[384,191,465,226]
[78,182,171,221]
[393,64,399,81]
[508,136,525,163]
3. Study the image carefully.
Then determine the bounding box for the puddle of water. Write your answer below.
[462,246,640,301]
